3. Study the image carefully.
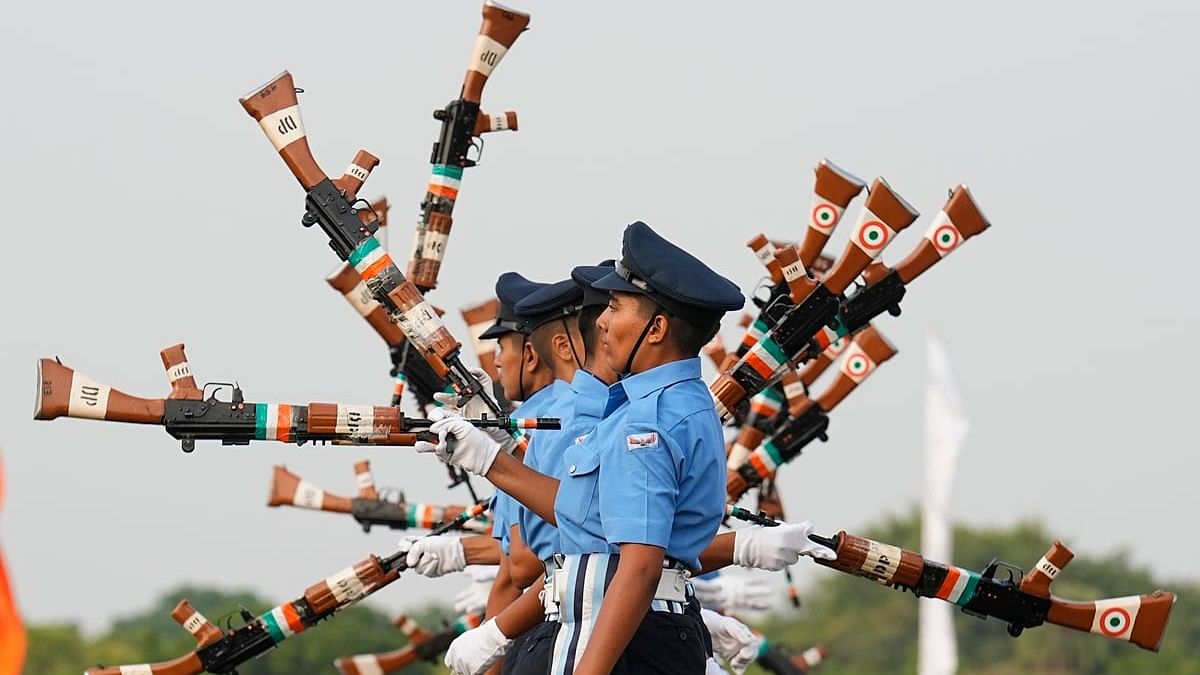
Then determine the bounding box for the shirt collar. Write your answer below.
[612,357,702,401]
[515,380,560,415]
[570,369,608,395]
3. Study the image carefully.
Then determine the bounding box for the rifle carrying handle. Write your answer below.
[239,71,328,190]
[171,599,224,648]
[821,178,920,296]
[160,343,203,401]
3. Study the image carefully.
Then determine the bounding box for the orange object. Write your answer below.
[0,456,26,675]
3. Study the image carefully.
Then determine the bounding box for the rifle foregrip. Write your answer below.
[239,71,327,190]
[35,357,165,424]
[171,600,224,648]
[817,530,924,588]
[160,344,203,401]
[821,178,920,296]
[798,158,868,269]
[303,556,395,617]
[85,652,204,675]
[333,150,380,202]
[892,184,992,284]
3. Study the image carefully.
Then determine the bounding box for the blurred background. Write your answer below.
[1,0,1197,672]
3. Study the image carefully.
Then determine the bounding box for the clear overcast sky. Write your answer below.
[1,0,1197,631]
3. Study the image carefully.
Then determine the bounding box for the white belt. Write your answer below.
[542,566,691,613]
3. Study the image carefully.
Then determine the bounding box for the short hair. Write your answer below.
[530,315,578,365]
[632,295,720,357]
[578,304,605,354]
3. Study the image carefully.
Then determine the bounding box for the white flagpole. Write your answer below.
[918,329,969,675]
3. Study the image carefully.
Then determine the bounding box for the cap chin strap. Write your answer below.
[562,317,583,371]
[517,334,529,401]
[619,309,661,380]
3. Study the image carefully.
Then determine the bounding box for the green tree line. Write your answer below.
[25,512,1198,674]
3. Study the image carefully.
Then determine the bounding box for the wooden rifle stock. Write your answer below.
[336,612,484,675]
[461,297,501,381]
[814,532,1175,652]
[797,159,868,270]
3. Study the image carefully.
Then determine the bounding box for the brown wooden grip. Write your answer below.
[814,325,897,412]
[393,613,434,643]
[820,531,924,588]
[239,71,327,189]
[84,653,204,675]
[333,150,380,201]
[171,600,224,648]
[726,471,749,502]
[821,178,920,296]
[160,343,203,401]
[892,184,992,285]
[774,245,819,303]
[1019,540,1074,599]
[462,1,532,103]
[35,357,165,424]
[303,556,396,616]
[354,460,379,500]
[474,110,519,135]
[326,264,406,347]
[798,158,868,268]
[702,333,728,369]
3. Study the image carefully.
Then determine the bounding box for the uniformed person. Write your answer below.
[419,221,745,675]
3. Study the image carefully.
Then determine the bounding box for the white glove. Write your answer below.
[706,656,731,674]
[732,521,836,570]
[432,368,517,449]
[397,535,467,577]
[444,617,511,675]
[414,411,503,476]
[691,574,774,612]
[701,608,762,675]
[453,565,498,615]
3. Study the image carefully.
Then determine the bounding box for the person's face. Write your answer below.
[597,291,653,374]
[494,332,527,401]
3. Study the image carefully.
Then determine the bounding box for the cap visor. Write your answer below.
[590,270,643,295]
[479,323,517,340]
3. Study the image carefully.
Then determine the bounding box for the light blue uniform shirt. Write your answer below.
[552,357,725,570]
[491,382,558,555]
[520,370,608,561]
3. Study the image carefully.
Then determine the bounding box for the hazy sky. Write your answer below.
[1,1,1197,631]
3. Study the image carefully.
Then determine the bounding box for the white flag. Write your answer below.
[918,330,969,675]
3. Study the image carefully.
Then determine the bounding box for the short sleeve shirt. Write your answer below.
[491,382,559,554]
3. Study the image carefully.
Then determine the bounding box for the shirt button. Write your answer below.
[569,464,577,474]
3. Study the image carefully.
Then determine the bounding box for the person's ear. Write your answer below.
[522,339,540,372]
[645,313,669,346]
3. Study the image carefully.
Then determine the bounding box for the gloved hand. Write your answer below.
[397,535,467,577]
[732,521,837,570]
[706,656,731,674]
[701,608,762,675]
[414,410,503,476]
[432,368,517,451]
[453,565,498,615]
[691,573,774,612]
[444,617,511,675]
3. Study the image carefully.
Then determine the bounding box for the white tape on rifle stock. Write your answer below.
[259,105,306,152]
[67,373,111,420]
[469,35,509,76]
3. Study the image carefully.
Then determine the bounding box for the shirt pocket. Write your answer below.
[555,443,601,530]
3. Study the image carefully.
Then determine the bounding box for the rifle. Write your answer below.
[83,515,486,675]
[409,1,531,292]
[239,75,500,415]
[711,178,919,422]
[34,344,559,452]
[336,612,483,675]
[267,463,489,534]
[811,531,1176,652]
[726,326,896,501]
[756,642,826,675]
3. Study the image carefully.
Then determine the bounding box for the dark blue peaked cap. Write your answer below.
[571,259,616,308]
[515,279,585,331]
[592,221,743,322]
[479,272,548,339]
